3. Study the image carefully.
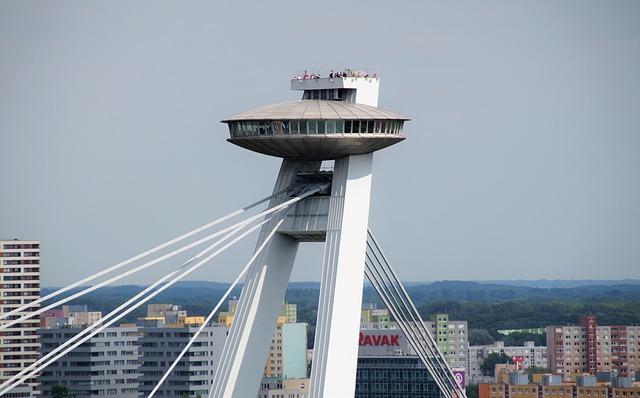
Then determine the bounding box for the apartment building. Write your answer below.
[468,341,548,384]
[0,239,41,394]
[479,382,640,398]
[426,313,469,370]
[38,325,140,397]
[547,316,640,379]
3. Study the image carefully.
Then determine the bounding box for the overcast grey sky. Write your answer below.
[1,1,639,286]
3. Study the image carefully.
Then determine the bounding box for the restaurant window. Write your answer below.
[307,120,317,134]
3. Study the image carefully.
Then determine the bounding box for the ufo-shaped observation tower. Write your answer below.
[210,72,410,398]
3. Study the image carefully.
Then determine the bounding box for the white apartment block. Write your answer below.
[0,239,41,394]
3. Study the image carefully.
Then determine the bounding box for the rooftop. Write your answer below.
[222,100,409,122]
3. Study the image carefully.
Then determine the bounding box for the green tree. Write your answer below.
[51,385,73,398]
[466,384,479,398]
[469,329,495,345]
[480,353,513,377]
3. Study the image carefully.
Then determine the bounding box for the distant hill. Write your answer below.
[41,280,640,344]
[41,280,640,321]
[401,281,640,302]
[480,279,640,288]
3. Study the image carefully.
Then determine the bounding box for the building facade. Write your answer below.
[546,316,640,379]
[426,314,469,371]
[41,305,102,328]
[38,325,140,397]
[0,239,41,394]
[355,356,446,398]
[356,329,449,398]
[138,325,228,397]
[468,341,548,384]
[479,383,640,398]
[359,310,469,372]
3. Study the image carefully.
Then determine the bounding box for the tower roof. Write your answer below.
[222,100,409,122]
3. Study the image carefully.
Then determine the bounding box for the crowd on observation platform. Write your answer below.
[292,68,378,80]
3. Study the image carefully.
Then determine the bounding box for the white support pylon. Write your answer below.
[309,153,373,398]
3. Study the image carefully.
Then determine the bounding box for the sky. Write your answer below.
[1,1,639,286]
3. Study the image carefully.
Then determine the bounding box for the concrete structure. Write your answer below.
[0,239,40,394]
[138,325,229,397]
[38,325,140,397]
[468,341,548,384]
[210,74,409,398]
[546,316,640,380]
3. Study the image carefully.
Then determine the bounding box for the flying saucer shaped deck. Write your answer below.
[222,100,409,160]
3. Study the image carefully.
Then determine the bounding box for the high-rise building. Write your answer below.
[0,239,41,394]
[264,318,309,380]
[38,325,140,397]
[426,314,468,371]
[546,316,640,379]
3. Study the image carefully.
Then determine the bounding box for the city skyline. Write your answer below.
[2,1,639,287]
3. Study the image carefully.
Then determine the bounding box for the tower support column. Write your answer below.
[209,159,317,398]
[310,153,374,398]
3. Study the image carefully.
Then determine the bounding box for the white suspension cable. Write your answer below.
[1,218,249,331]
[365,245,451,379]
[366,243,460,398]
[0,191,283,322]
[368,232,463,396]
[364,257,454,398]
[148,218,285,398]
[365,255,455,398]
[1,187,323,331]
[367,231,466,398]
[0,213,276,394]
[0,218,270,397]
